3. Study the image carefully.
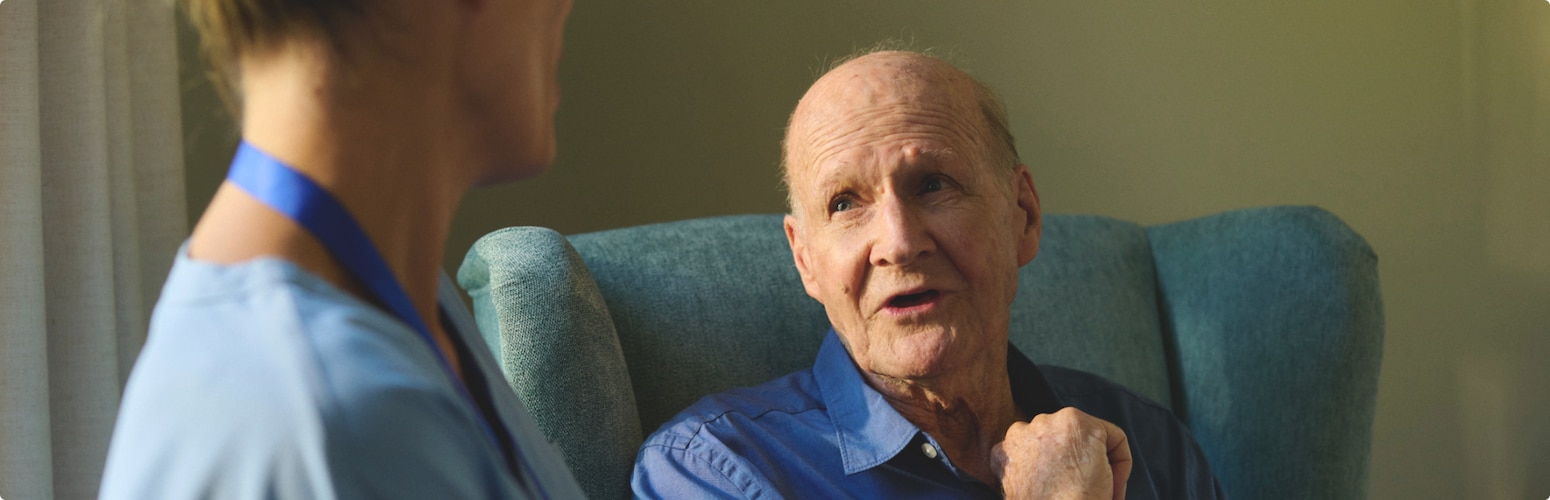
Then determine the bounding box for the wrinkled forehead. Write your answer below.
[786,54,987,182]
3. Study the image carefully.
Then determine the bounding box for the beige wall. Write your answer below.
[180,1,1550,497]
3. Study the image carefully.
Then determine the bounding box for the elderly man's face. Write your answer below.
[783,53,1041,382]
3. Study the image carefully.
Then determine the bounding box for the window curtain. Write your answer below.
[1,0,187,498]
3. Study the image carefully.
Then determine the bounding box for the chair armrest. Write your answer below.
[459,227,642,500]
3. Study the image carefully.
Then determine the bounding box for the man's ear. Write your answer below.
[1013,165,1042,266]
[784,214,824,300]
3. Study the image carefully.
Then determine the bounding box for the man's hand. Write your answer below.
[989,407,1132,500]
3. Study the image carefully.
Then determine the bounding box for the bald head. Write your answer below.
[781,51,1020,214]
[776,51,1043,389]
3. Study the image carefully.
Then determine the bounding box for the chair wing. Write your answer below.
[1149,205,1384,499]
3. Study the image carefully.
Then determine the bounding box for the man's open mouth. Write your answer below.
[886,290,941,309]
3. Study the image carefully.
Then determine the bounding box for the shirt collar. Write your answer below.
[812,329,1066,476]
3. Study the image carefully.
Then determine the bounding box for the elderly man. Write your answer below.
[632,50,1223,499]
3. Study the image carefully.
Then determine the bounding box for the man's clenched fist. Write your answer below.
[989,407,1132,500]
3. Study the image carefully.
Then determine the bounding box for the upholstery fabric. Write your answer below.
[459,205,1384,500]
[567,216,830,429]
[1008,215,1172,408]
[460,228,641,500]
[1148,206,1384,499]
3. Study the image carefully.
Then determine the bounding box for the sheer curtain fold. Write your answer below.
[1,0,187,498]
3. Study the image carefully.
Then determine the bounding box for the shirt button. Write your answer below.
[921,442,939,459]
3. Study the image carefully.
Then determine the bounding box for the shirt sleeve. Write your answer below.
[631,437,757,500]
[98,361,338,500]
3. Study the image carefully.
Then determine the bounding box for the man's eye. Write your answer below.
[830,197,854,213]
[922,176,944,193]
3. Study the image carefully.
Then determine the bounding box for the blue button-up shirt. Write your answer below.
[633,330,1224,499]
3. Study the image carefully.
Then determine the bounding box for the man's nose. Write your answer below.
[869,198,934,268]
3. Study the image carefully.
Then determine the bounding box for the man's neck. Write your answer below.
[863,344,1025,486]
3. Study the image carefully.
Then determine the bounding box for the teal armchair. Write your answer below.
[457,205,1384,499]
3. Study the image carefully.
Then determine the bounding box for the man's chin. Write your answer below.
[873,330,961,379]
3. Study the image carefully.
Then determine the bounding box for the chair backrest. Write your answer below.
[459,205,1383,500]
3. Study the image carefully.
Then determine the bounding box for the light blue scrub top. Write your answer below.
[99,247,584,499]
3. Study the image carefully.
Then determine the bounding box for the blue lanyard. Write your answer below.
[226,141,537,493]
